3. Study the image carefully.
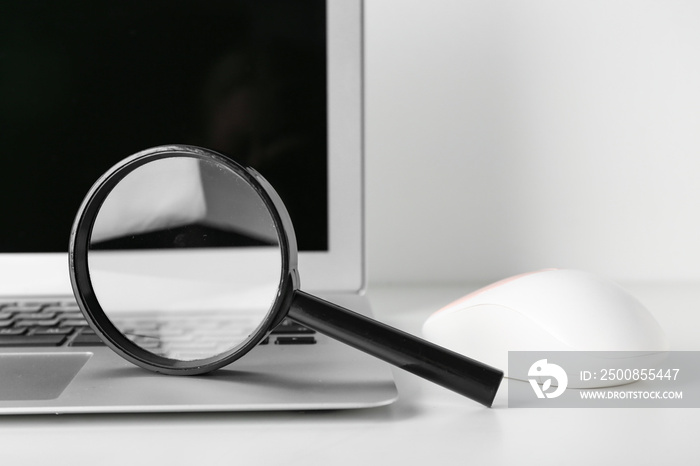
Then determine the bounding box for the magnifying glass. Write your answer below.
[69,145,503,407]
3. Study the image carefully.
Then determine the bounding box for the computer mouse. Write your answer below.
[422,269,669,388]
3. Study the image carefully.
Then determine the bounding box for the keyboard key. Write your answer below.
[15,319,61,327]
[0,335,67,347]
[16,301,60,308]
[275,336,316,345]
[34,327,73,335]
[35,319,61,327]
[14,311,57,319]
[69,333,105,347]
[45,304,81,313]
[0,328,26,336]
[1,305,44,313]
[60,319,88,327]
[271,325,315,335]
[13,320,41,327]
[271,319,315,335]
[55,311,84,320]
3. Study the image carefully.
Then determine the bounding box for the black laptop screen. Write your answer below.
[0,0,328,252]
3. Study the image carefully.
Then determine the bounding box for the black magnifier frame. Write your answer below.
[69,145,504,407]
[69,145,299,374]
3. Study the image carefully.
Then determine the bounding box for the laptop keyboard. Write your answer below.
[0,299,316,349]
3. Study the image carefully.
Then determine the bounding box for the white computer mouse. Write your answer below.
[422,269,669,388]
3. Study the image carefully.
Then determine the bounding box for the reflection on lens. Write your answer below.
[87,156,282,361]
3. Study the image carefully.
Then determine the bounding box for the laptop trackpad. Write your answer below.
[0,353,91,400]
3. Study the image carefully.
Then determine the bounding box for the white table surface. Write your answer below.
[1,282,698,466]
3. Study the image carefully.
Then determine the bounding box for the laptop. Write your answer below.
[0,0,398,414]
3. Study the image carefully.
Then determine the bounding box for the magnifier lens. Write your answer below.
[86,155,282,363]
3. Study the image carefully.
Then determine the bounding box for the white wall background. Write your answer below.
[364,0,700,284]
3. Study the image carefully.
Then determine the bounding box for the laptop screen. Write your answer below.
[0,0,328,253]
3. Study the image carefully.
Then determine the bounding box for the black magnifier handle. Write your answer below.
[288,290,503,407]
